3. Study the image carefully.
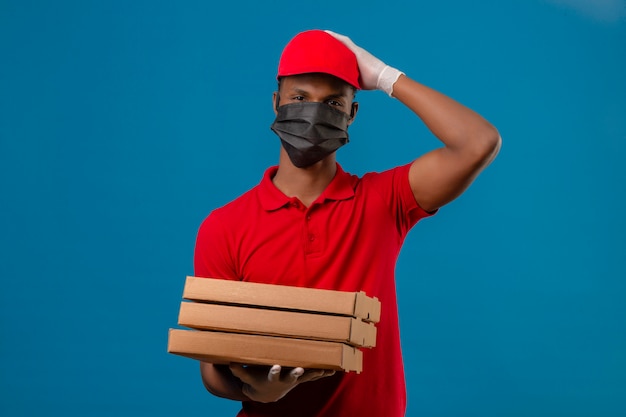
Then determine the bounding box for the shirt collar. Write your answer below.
[258,163,356,211]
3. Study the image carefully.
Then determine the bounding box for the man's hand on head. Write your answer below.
[324,30,404,97]
[229,363,336,403]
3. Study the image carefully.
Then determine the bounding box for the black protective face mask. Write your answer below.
[270,101,352,168]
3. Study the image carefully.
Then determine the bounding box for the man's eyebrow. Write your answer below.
[289,88,348,99]
[324,92,349,100]
[291,88,310,96]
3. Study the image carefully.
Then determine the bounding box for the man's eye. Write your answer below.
[327,100,342,107]
[293,96,305,101]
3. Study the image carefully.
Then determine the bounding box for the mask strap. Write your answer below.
[275,92,281,112]
[350,102,356,119]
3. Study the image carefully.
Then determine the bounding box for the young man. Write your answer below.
[194,29,501,416]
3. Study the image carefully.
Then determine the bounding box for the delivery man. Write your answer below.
[193,29,501,416]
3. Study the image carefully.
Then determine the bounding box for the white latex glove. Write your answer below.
[230,364,335,403]
[325,30,404,97]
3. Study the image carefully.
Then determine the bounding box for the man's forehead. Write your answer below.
[280,73,354,95]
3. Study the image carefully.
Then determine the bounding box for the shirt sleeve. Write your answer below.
[364,162,436,237]
[193,210,240,280]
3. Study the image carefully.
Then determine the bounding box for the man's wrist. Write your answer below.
[378,66,405,97]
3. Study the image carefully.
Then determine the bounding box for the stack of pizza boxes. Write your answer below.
[168,276,381,373]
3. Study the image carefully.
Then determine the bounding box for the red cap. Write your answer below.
[277,30,361,89]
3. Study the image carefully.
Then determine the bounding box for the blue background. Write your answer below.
[1,0,625,416]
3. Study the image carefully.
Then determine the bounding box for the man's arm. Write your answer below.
[326,31,501,212]
[200,362,248,401]
[393,75,501,212]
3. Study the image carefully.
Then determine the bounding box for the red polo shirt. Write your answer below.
[194,163,434,417]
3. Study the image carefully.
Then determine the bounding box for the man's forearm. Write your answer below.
[392,74,500,154]
[200,362,248,401]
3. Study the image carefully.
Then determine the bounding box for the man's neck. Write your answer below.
[272,152,337,208]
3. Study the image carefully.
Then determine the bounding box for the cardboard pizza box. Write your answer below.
[182,276,381,323]
[167,328,363,372]
[178,301,377,348]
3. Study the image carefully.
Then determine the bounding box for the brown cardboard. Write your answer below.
[182,276,381,323]
[167,328,363,372]
[178,301,377,348]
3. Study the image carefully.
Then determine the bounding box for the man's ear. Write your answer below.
[348,102,359,125]
[272,91,278,115]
